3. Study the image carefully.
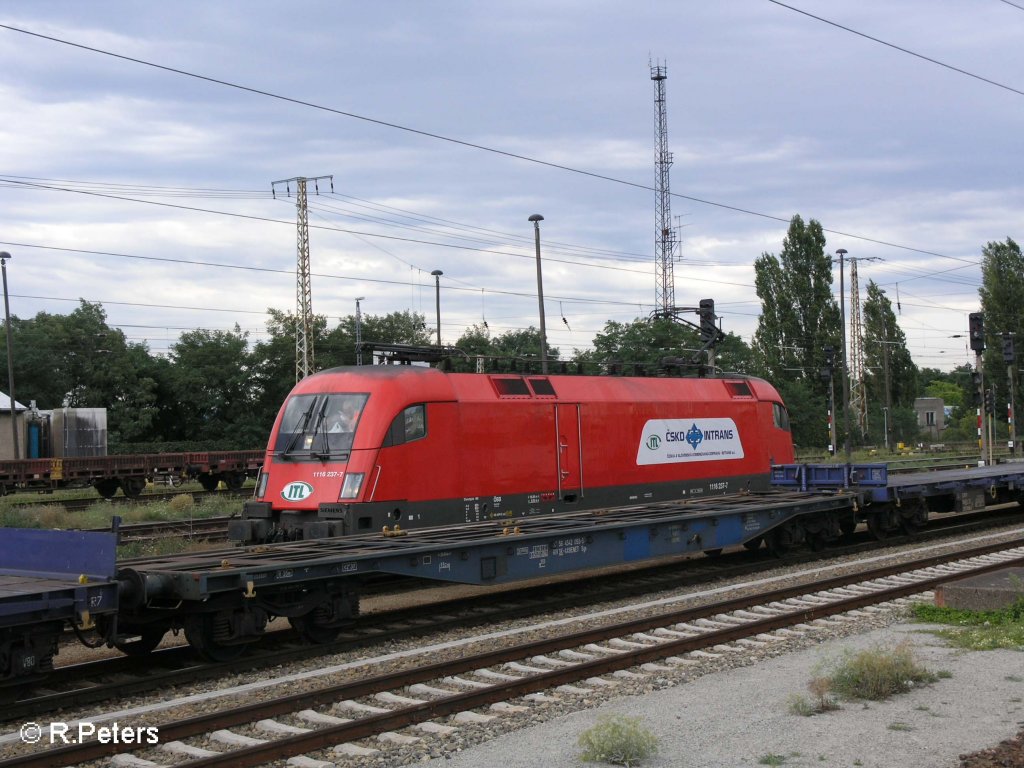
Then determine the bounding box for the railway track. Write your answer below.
[3,534,1021,767]
[3,506,1021,725]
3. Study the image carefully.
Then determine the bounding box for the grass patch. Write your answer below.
[788,676,840,716]
[825,641,940,700]
[791,641,941,715]
[913,600,1024,651]
[578,714,658,767]
[1,486,244,560]
[758,755,787,766]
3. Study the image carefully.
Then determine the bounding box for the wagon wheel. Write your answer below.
[114,626,166,657]
[742,536,763,552]
[223,472,245,491]
[866,514,890,541]
[198,473,220,492]
[702,548,723,558]
[183,614,251,662]
[765,525,795,558]
[120,477,146,498]
[838,518,858,537]
[899,502,928,535]
[289,614,341,645]
[94,478,120,499]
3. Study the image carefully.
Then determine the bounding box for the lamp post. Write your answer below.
[0,252,17,460]
[354,297,365,365]
[836,248,851,464]
[528,214,548,374]
[430,270,443,347]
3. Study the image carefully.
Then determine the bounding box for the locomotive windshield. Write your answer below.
[274,393,368,459]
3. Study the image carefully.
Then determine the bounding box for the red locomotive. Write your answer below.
[233,366,795,543]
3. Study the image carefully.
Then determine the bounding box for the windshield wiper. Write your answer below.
[309,398,331,459]
[278,398,321,459]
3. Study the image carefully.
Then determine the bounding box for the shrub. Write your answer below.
[578,714,659,767]
[825,641,938,701]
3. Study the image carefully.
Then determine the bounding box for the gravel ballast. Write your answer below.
[423,620,1023,768]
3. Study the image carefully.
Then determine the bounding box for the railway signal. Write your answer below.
[969,312,985,353]
[698,299,717,345]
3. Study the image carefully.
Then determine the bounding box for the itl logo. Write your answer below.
[281,481,314,501]
[645,434,661,450]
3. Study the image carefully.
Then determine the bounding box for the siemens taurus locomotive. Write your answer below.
[232,366,795,543]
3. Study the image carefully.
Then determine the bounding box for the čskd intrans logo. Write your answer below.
[645,434,661,450]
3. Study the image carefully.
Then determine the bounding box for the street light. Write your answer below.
[354,297,365,366]
[528,214,548,374]
[0,252,17,460]
[430,270,443,347]
[835,248,851,464]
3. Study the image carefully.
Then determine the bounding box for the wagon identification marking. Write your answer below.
[636,418,744,465]
[281,481,314,501]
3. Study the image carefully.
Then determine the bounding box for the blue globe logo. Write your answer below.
[685,423,703,450]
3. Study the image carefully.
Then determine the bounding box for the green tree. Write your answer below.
[166,326,261,446]
[979,237,1024,425]
[862,280,918,446]
[751,216,841,449]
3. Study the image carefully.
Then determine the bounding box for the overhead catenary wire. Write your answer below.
[0,23,1000,270]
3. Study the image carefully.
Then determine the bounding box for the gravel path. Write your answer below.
[423,620,1024,768]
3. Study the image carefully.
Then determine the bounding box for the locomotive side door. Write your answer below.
[554,403,583,501]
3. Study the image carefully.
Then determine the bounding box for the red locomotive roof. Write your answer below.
[296,366,785,407]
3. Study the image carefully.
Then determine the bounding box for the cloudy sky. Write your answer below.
[1,1,1020,373]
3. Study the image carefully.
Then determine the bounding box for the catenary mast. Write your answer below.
[272,174,333,382]
[651,62,678,315]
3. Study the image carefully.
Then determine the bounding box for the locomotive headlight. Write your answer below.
[339,472,364,500]
[255,471,269,498]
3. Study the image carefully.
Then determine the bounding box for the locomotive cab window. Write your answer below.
[274,392,368,459]
[383,404,427,447]
[772,402,791,432]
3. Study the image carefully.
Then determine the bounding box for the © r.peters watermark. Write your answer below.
[19,721,159,746]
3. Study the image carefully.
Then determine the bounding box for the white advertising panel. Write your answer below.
[636,418,744,465]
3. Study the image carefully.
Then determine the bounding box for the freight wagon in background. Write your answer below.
[0,392,262,497]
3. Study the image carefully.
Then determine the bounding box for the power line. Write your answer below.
[767,1,1024,98]
[0,24,992,269]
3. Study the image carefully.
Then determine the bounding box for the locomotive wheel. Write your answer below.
[94,478,120,499]
[114,626,166,657]
[198,473,220,492]
[838,519,857,537]
[183,614,250,662]
[289,614,341,644]
[120,477,146,498]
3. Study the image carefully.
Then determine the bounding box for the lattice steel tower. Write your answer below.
[848,258,868,439]
[651,62,678,315]
[272,174,333,382]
